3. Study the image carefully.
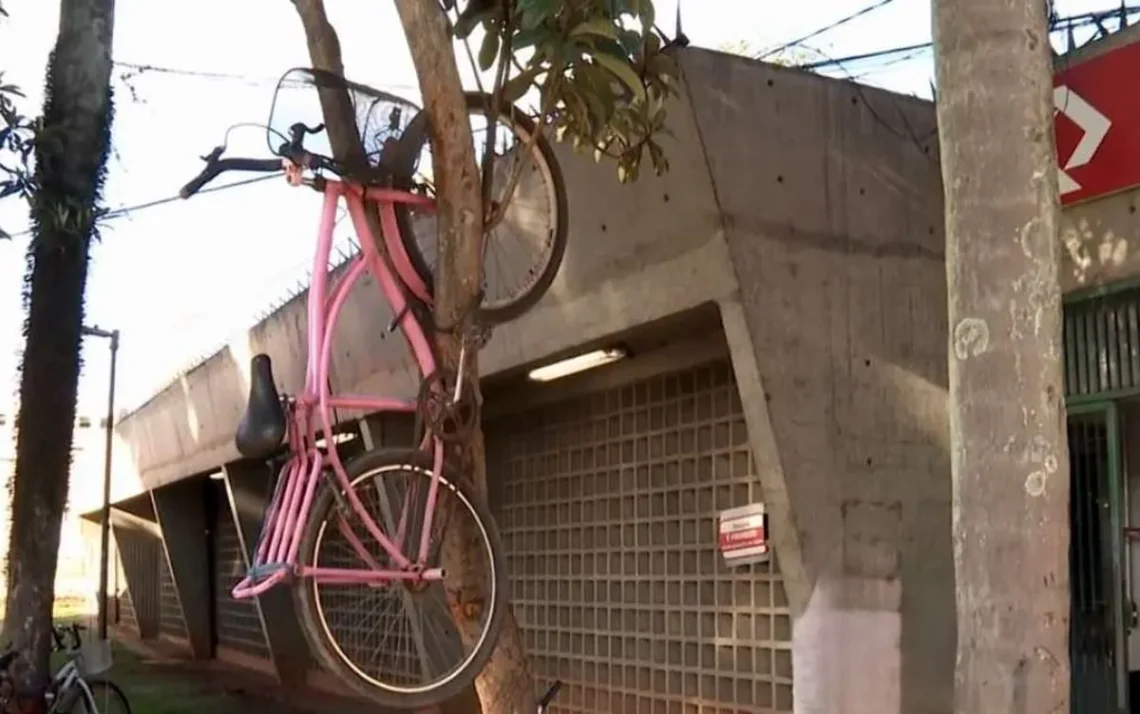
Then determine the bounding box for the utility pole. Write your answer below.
[82,325,119,642]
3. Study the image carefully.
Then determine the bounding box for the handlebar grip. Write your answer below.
[179,163,221,199]
[180,157,283,199]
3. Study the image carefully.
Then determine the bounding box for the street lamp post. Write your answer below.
[82,325,118,642]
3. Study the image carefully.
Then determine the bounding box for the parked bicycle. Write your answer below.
[46,624,130,714]
[179,68,567,709]
[0,623,130,714]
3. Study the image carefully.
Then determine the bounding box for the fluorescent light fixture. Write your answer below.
[527,347,627,382]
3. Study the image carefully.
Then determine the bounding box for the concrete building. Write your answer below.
[65,34,1140,714]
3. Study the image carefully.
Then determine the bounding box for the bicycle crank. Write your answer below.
[417,369,478,443]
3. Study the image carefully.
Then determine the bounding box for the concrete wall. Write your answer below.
[686,52,953,714]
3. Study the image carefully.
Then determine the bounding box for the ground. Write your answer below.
[67,641,377,714]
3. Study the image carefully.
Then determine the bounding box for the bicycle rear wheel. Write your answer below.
[293,449,507,709]
[392,92,569,325]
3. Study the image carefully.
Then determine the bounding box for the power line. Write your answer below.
[111,60,421,93]
[799,4,1140,72]
[4,172,281,239]
[757,0,898,60]
[798,41,931,70]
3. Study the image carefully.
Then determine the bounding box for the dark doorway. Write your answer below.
[1069,403,1128,714]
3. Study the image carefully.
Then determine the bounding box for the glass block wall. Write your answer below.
[487,358,794,713]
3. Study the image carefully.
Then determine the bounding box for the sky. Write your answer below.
[0,0,1127,419]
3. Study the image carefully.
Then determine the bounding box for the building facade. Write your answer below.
[67,33,1140,714]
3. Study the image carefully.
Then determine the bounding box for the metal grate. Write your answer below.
[159,552,188,641]
[115,526,161,639]
[117,580,137,633]
[1064,291,1140,398]
[487,359,794,713]
[1068,409,1126,714]
[213,502,269,657]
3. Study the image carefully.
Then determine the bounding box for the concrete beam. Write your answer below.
[719,298,810,612]
[221,460,311,688]
[151,478,214,659]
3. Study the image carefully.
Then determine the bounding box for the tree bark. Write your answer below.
[391,3,534,714]
[933,1,1070,712]
[3,0,115,710]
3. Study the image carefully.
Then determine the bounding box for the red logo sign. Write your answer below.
[1055,40,1140,205]
[718,527,766,551]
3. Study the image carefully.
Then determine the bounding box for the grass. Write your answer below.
[55,645,250,714]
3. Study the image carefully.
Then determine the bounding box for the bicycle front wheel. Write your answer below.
[392,93,569,325]
[61,679,130,714]
[294,449,507,710]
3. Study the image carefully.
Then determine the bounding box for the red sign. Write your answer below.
[1054,40,1140,205]
[718,503,769,566]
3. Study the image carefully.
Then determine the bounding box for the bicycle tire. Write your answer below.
[293,448,507,709]
[83,680,130,714]
[391,92,569,325]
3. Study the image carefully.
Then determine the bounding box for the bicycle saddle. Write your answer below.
[235,354,287,460]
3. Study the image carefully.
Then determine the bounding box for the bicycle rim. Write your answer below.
[82,680,130,714]
[296,451,505,704]
[397,94,567,319]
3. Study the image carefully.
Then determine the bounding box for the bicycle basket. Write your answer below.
[72,638,112,678]
[266,68,421,183]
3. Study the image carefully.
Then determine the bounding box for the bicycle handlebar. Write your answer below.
[49,622,85,653]
[180,156,284,199]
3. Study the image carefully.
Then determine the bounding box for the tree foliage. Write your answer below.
[449,0,679,184]
[0,1,36,240]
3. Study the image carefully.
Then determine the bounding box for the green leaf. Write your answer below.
[639,0,655,32]
[570,18,619,41]
[455,2,495,39]
[592,51,647,103]
[479,30,501,71]
[517,0,557,29]
[618,29,642,55]
[513,25,550,50]
[502,66,540,103]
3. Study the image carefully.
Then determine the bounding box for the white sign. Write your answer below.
[718,502,769,567]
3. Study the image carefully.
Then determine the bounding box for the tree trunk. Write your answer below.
[3,0,115,711]
[390,3,534,713]
[933,0,1070,712]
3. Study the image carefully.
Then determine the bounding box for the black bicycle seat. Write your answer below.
[235,354,287,459]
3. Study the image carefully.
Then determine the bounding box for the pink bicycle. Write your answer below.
[178,69,567,709]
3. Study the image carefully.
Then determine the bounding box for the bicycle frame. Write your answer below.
[232,178,448,599]
[46,659,93,714]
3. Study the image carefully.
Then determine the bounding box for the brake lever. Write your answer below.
[201,145,224,163]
